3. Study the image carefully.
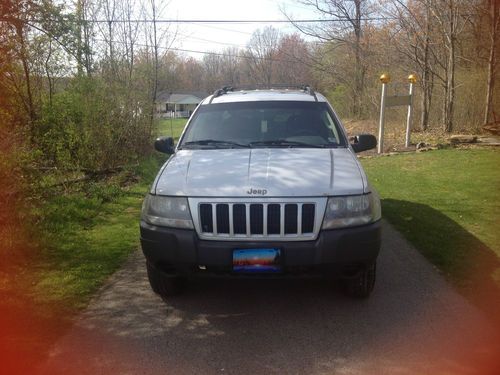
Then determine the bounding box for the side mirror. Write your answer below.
[351,134,377,153]
[154,136,175,154]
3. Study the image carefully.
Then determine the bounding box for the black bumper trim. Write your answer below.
[140,220,381,277]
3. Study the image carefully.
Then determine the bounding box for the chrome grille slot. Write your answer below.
[200,204,213,233]
[250,204,264,234]
[284,204,298,234]
[267,204,280,234]
[301,204,315,233]
[193,200,322,241]
[233,204,246,234]
[216,204,229,234]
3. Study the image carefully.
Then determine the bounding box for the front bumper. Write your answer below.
[140,220,381,277]
[140,221,381,276]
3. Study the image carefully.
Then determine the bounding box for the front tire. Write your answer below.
[343,262,376,298]
[146,261,185,297]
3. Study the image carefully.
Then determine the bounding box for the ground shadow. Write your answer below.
[382,198,500,327]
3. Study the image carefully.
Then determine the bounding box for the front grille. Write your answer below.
[198,202,316,239]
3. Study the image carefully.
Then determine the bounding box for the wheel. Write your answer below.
[343,262,376,298]
[146,261,186,297]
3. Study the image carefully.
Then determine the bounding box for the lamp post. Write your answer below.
[378,73,390,154]
[405,74,417,148]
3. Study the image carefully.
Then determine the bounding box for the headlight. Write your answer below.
[322,193,381,229]
[141,195,194,229]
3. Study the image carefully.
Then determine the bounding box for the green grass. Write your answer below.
[27,118,187,309]
[361,148,500,291]
[16,116,185,311]
[1,148,170,372]
[157,118,188,141]
[32,155,167,309]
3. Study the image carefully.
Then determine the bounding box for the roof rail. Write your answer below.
[208,86,233,104]
[302,85,318,102]
[207,84,318,103]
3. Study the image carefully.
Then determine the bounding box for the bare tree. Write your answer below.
[286,0,375,116]
[387,0,437,131]
[420,4,433,131]
[141,0,175,131]
[4,2,38,135]
[147,0,160,132]
[245,26,281,86]
[103,0,116,66]
[428,0,470,132]
[274,34,312,85]
[178,57,204,91]
[116,0,140,81]
[202,53,224,92]
[220,47,241,87]
[484,0,499,125]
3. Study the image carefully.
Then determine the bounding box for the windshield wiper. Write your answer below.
[249,140,329,148]
[180,139,250,149]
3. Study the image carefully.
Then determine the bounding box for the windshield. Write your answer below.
[178,101,346,149]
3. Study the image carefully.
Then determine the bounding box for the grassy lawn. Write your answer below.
[157,118,188,141]
[361,148,500,296]
[30,156,166,309]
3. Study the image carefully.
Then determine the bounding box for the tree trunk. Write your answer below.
[15,22,36,138]
[443,2,456,133]
[420,86,430,131]
[484,0,499,125]
[149,0,159,136]
[82,0,92,76]
[420,7,432,131]
[105,0,116,72]
[45,40,54,106]
[108,20,114,65]
[128,15,135,81]
[444,36,455,133]
[352,0,363,117]
[76,0,83,76]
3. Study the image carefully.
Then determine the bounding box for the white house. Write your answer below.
[155,91,207,118]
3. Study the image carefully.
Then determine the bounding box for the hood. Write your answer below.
[153,148,365,197]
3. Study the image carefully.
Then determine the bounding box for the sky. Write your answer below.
[165,0,320,57]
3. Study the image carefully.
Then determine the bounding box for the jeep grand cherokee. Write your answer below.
[140,86,381,298]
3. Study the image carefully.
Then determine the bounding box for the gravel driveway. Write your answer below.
[39,221,499,374]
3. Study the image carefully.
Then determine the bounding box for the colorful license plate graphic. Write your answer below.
[233,248,281,273]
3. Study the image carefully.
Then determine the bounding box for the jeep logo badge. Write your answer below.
[247,188,267,195]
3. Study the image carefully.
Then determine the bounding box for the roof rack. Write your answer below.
[208,84,318,103]
[301,85,318,102]
[208,86,234,104]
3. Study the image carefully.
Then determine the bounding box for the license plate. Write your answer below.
[233,248,281,273]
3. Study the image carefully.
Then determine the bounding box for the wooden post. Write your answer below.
[405,75,417,148]
[378,74,390,154]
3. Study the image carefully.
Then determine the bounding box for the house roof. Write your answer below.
[156,91,207,104]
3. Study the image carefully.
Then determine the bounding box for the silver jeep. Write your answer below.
[141,86,381,298]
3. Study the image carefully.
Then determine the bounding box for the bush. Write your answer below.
[35,76,154,171]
